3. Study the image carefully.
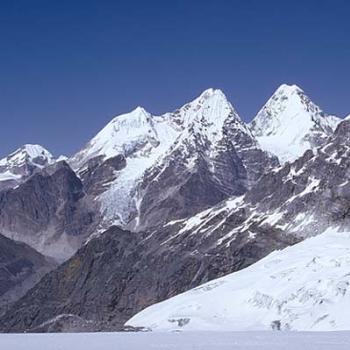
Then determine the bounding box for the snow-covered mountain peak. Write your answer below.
[0,144,54,168]
[274,83,303,95]
[0,144,54,189]
[8,144,53,164]
[109,105,151,127]
[249,84,341,163]
[170,88,241,133]
[71,106,164,169]
[197,87,227,100]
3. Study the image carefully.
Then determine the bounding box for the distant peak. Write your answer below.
[199,88,227,99]
[126,106,151,118]
[21,143,49,152]
[0,144,54,171]
[109,106,151,125]
[11,144,53,159]
[132,106,148,114]
[195,88,231,108]
[274,83,304,95]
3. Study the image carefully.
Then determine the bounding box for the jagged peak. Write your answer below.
[109,105,151,125]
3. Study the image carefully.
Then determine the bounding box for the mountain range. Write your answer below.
[0,83,348,332]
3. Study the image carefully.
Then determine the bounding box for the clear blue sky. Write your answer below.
[0,0,349,157]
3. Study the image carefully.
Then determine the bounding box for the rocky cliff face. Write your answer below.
[3,119,350,332]
[71,89,277,231]
[0,161,99,260]
[0,234,55,316]
[0,84,347,333]
[0,223,296,332]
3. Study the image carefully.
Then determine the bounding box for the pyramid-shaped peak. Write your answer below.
[198,88,228,101]
[121,105,150,119]
[109,105,151,125]
[131,106,148,114]
[250,84,341,163]
[274,83,304,95]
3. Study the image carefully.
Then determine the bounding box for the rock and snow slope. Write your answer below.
[250,84,341,163]
[127,228,350,332]
[0,84,348,333]
[71,88,275,230]
[0,144,54,190]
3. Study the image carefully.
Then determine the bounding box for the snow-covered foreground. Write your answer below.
[1,331,350,350]
[128,228,350,331]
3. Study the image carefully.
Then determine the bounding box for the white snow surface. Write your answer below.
[250,84,341,163]
[1,331,350,350]
[127,228,350,332]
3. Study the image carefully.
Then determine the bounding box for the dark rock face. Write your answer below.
[0,161,99,259]
[0,221,297,332]
[243,119,350,237]
[134,111,278,231]
[0,234,55,315]
[78,154,127,196]
[135,142,246,230]
[68,89,278,232]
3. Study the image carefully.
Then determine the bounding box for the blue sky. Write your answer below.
[0,0,349,157]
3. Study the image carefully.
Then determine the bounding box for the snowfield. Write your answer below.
[1,331,350,350]
[127,228,350,332]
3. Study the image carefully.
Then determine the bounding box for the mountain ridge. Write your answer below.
[0,83,348,333]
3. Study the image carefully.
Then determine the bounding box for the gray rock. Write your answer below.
[0,161,99,260]
[0,234,55,316]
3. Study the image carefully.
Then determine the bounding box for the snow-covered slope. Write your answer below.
[71,104,179,226]
[71,106,178,169]
[0,144,54,189]
[2,332,350,350]
[127,228,350,332]
[249,84,341,163]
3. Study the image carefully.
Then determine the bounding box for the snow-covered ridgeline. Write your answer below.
[71,88,250,227]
